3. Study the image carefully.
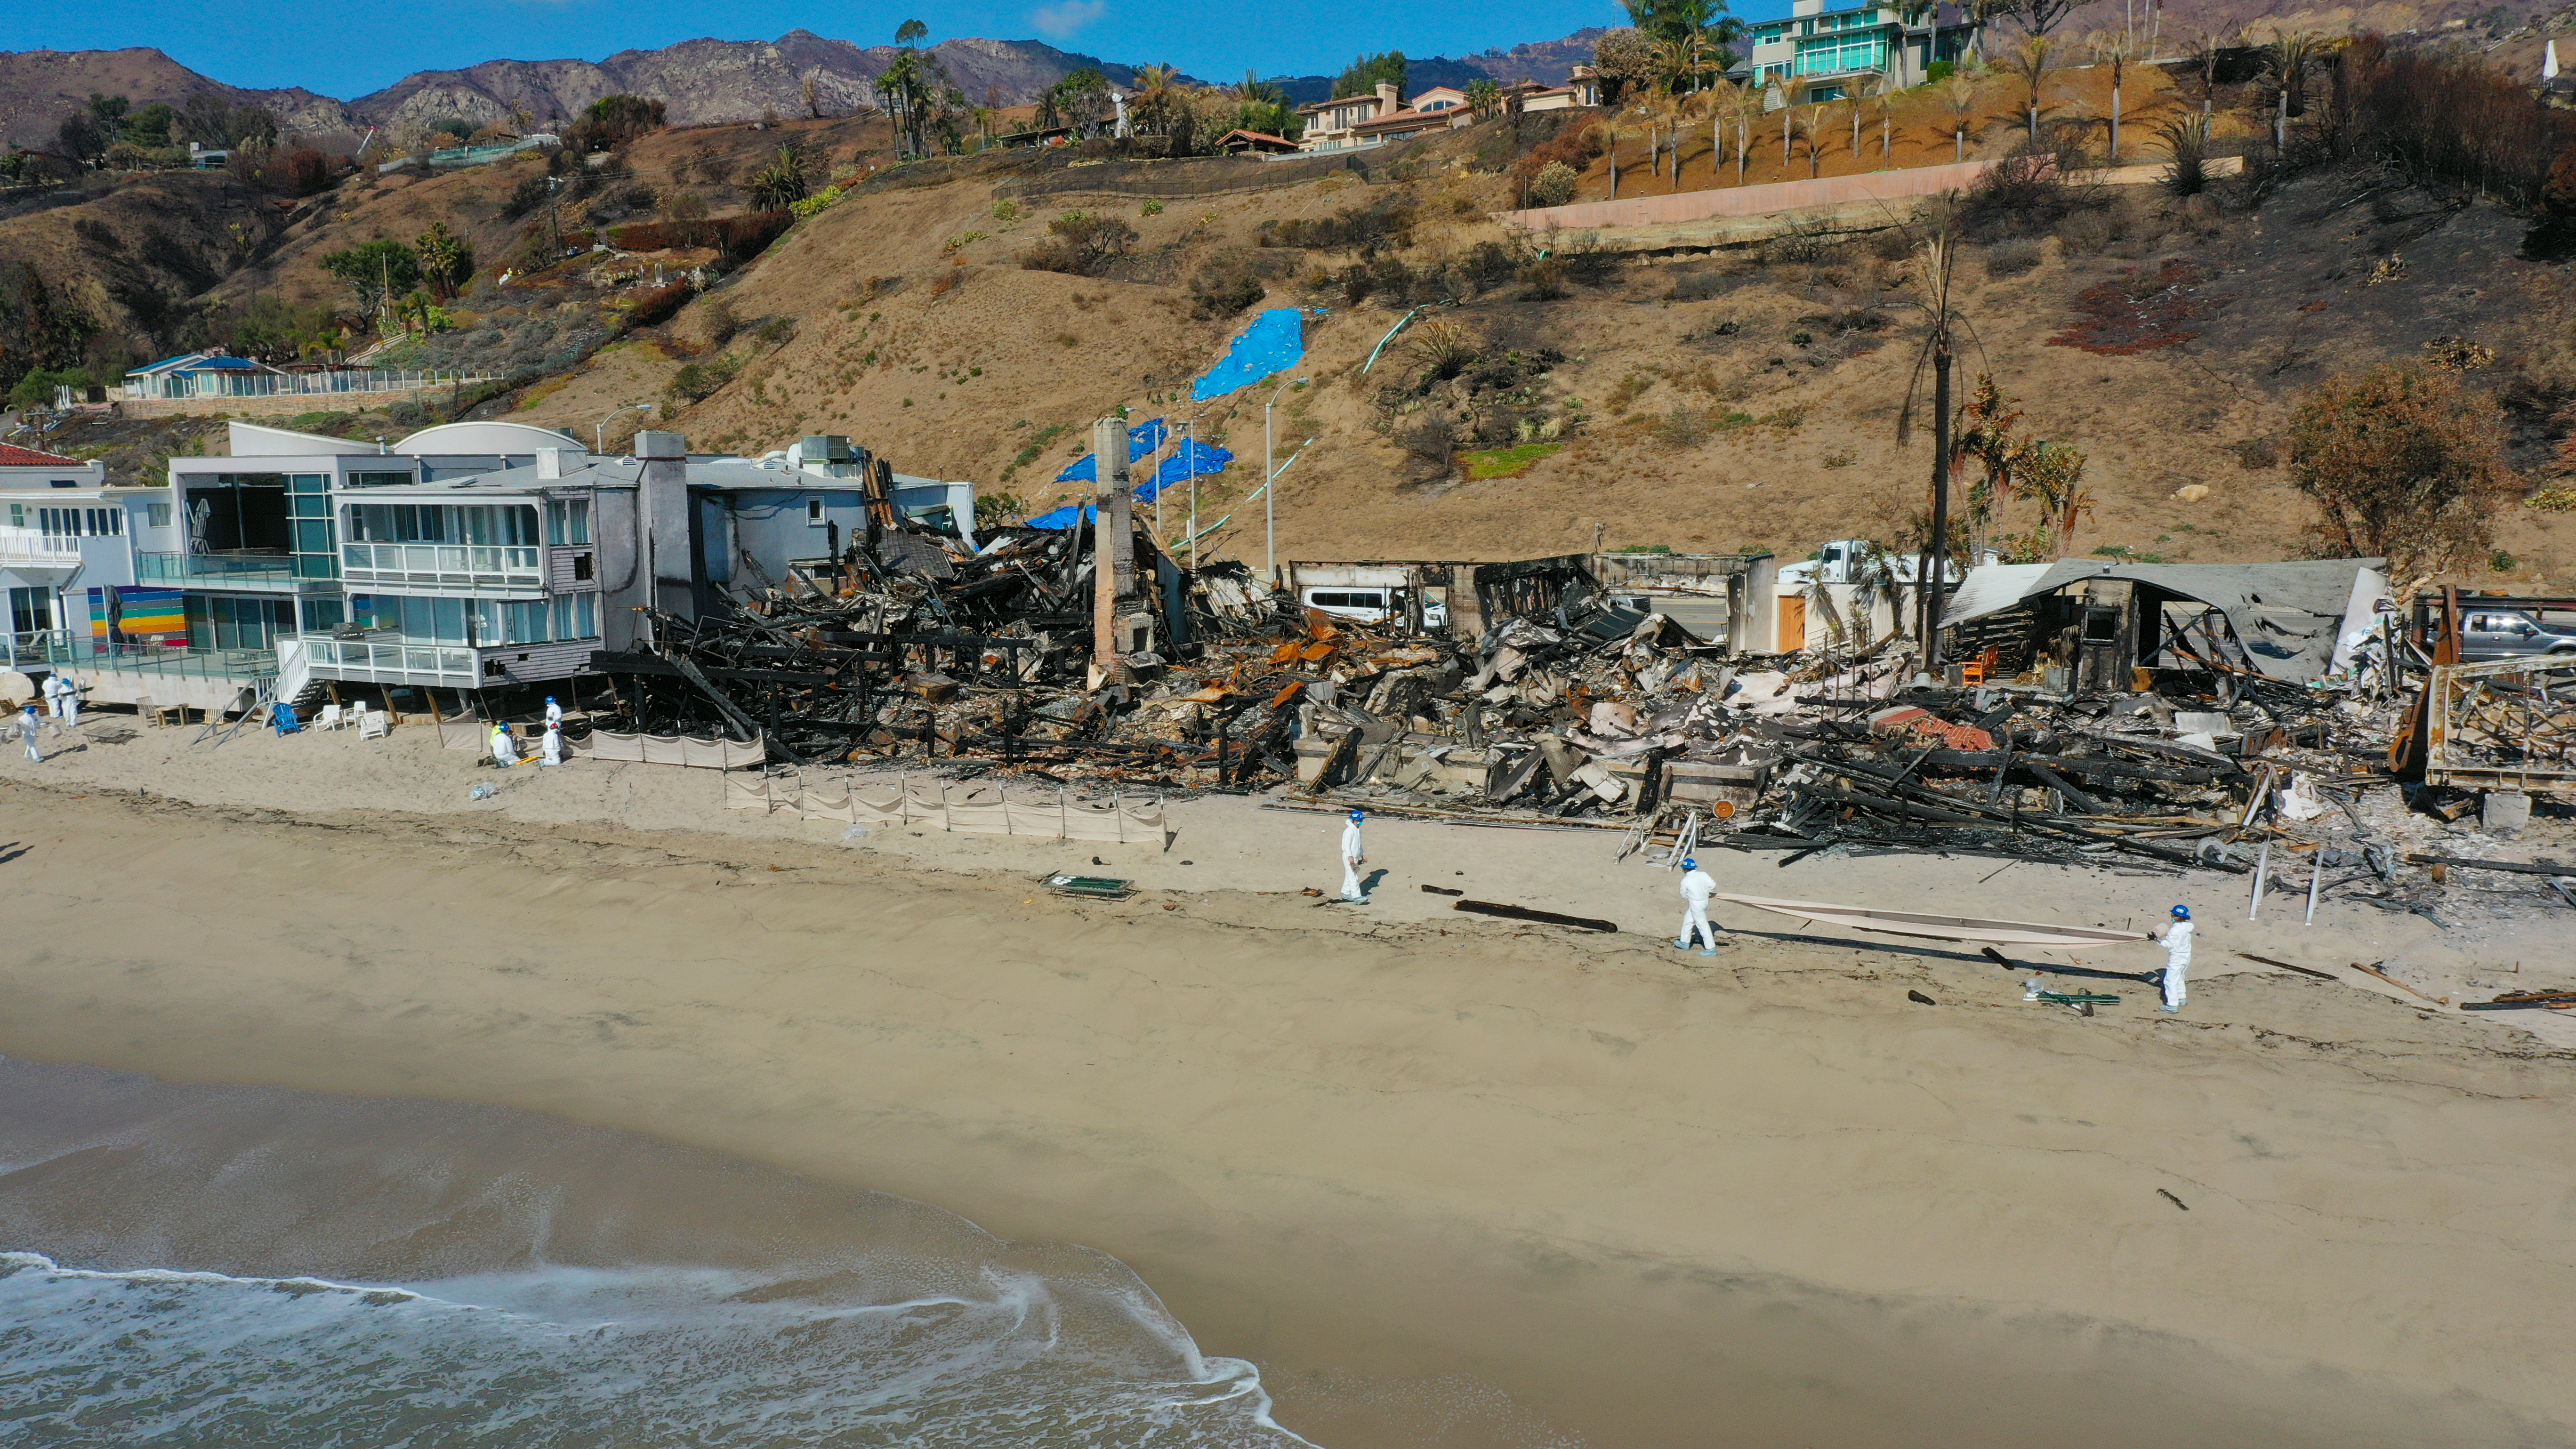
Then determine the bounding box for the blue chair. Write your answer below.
[272,702,301,735]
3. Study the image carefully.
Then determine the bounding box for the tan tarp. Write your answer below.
[733,775,1165,843]
[588,730,768,770]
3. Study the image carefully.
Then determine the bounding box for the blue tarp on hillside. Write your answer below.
[1191,308,1304,401]
[1051,419,1169,484]
[1026,432,1235,530]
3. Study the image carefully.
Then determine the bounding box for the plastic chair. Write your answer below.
[358,708,389,740]
[271,702,301,736]
[317,703,345,731]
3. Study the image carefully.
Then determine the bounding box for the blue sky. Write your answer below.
[5,0,1787,99]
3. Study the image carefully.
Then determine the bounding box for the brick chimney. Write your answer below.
[1376,81,1400,115]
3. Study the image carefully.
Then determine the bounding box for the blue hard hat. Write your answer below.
[545,695,556,703]
[2172,904,2190,920]
[1682,857,1698,870]
[1348,810,1364,822]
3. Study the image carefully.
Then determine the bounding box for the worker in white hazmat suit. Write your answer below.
[1340,810,1367,902]
[544,695,564,729]
[540,722,564,767]
[18,703,42,763]
[41,672,70,731]
[2156,904,2193,1013]
[1674,857,1720,956]
[57,674,78,729]
[490,723,517,768]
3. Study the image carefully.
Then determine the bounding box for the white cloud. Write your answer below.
[1028,0,1107,40]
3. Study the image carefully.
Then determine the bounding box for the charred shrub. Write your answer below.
[1020,211,1139,276]
[1260,198,1417,253]
[1189,259,1266,318]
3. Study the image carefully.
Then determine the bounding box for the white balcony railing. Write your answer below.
[302,635,478,685]
[340,542,543,589]
[0,526,85,570]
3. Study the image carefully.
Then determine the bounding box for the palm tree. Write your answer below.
[1464,77,1503,118]
[1727,84,1764,183]
[2086,29,2141,161]
[2005,34,2055,145]
[1801,100,1837,177]
[1800,562,1851,659]
[2262,30,2329,152]
[1130,63,1183,137]
[1867,71,1900,161]
[1893,210,1970,658]
[1939,73,1979,162]
[1845,541,1910,643]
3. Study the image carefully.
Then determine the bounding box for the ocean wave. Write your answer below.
[0,1249,1309,1447]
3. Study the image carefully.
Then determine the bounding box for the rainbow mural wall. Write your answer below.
[89,586,187,648]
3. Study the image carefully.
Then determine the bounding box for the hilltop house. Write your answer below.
[1296,82,1480,152]
[1733,0,1980,105]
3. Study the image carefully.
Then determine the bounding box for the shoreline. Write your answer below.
[4,773,2575,1444]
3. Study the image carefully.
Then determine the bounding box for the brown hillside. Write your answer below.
[504,120,2576,590]
[210,115,891,316]
[0,169,293,346]
[0,47,349,152]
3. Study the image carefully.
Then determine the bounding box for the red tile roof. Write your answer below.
[0,444,83,467]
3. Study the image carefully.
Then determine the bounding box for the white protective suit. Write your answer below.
[2161,920,2194,1011]
[1677,868,1719,950]
[1340,820,1366,902]
[41,673,68,720]
[18,709,41,762]
[540,724,563,766]
[545,699,564,729]
[490,725,517,768]
[58,677,77,728]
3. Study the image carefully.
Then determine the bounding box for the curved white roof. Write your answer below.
[392,421,585,456]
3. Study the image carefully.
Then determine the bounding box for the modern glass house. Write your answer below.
[1735,0,1980,105]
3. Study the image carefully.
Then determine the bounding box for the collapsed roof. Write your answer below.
[1942,558,2388,683]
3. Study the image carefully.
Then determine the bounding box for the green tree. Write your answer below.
[1622,0,1746,90]
[895,17,928,46]
[318,239,423,322]
[567,95,666,151]
[122,101,177,148]
[1331,52,1407,100]
[413,221,474,299]
[2288,362,2516,581]
[1232,72,1299,139]
[1464,78,1503,118]
[747,145,810,210]
[1592,29,1658,105]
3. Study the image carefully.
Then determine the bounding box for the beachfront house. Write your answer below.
[1507,70,1605,113]
[1733,0,1981,105]
[0,443,179,676]
[128,421,978,712]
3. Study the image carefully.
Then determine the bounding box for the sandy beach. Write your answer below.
[5,721,2576,1445]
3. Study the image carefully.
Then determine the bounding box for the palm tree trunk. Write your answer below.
[1783,111,1790,167]
[1610,127,1619,197]
[1738,119,1747,183]
[1882,112,1890,158]
[2109,82,2121,161]
[1956,125,1964,162]
[1921,338,1953,662]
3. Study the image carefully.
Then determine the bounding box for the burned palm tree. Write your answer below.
[1893,208,1976,661]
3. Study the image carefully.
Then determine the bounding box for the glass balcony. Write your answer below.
[340,542,544,590]
[137,550,298,586]
[4,629,279,679]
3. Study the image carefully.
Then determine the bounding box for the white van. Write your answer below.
[1301,587,1448,629]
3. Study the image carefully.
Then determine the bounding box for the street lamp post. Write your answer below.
[595,403,653,454]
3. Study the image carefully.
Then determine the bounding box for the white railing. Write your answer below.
[341,542,543,588]
[303,635,478,684]
[0,526,84,570]
[119,369,499,403]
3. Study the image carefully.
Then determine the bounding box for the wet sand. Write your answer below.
[4,775,2575,1446]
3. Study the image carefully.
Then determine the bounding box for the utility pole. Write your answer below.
[1262,376,1306,583]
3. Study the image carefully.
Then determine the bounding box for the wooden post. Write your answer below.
[1090,416,1128,686]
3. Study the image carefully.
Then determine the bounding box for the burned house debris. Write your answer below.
[562,422,2570,932]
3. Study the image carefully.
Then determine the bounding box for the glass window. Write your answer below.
[7,504,22,528]
[290,473,328,494]
[545,498,593,545]
[503,600,551,644]
[147,502,171,528]
[347,471,412,489]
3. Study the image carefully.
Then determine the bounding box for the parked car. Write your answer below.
[2460,609,2576,660]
